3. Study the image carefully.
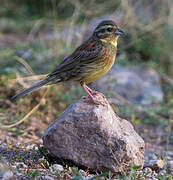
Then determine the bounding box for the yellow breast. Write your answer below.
[101,38,117,47]
[81,37,118,84]
[82,56,116,83]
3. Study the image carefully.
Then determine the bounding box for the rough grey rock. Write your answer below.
[43,94,145,173]
[91,65,163,105]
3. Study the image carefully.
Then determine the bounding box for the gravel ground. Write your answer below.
[0,141,173,180]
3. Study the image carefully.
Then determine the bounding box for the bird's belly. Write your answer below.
[83,69,108,83]
[82,57,115,83]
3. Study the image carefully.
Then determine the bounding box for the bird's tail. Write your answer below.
[11,78,50,100]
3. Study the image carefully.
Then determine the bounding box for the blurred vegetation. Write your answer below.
[0,0,173,125]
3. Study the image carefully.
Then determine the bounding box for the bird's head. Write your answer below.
[93,20,124,47]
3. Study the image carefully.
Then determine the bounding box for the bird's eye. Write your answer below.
[107,27,113,32]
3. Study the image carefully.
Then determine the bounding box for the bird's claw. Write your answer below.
[91,90,106,99]
[88,96,106,106]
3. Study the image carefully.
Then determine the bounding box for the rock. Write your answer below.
[43,175,54,180]
[2,170,13,180]
[91,65,163,105]
[52,164,64,172]
[15,162,28,169]
[79,169,87,177]
[144,159,164,170]
[0,162,14,180]
[43,94,145,173]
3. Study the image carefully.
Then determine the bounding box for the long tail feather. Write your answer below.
[11,79,49,100]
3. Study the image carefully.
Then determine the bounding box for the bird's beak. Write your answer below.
[115,27,124,35]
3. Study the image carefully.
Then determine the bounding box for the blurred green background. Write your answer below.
[0,0,173,127]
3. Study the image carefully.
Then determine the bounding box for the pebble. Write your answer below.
[44,175,54,180]
[15,162,28,169]
[79,169,86,177]
[52,164,64,172]
[3,170,13,179]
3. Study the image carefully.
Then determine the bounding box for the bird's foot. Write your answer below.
[82,83,106,106]
[88,95,106,106]
[85,86,106,99]
[90,90,106,99]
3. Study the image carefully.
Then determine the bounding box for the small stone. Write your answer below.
[79,169,86,177]
[44,175,54,180]
[15,162,28,169]
[157,159,164,169]
[52,164,64,172]
[0,162,14,180]
[3,170,13,179]
[144,159,164,170]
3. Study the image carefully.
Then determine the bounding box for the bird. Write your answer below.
[12,20,123,105]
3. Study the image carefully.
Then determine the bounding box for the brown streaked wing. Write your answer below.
[47,38,102,80]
